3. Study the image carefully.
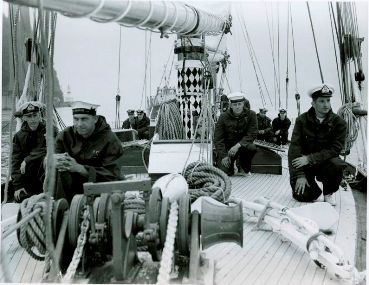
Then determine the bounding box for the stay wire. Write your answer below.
[285,2,290,110]
[306,2,325,84]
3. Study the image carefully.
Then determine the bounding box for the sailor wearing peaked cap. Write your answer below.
[308,83,334,99]
[127,109,135,115]
[259,108,268,113]
[16,101,45,117]
[279,108,287,113]
[71,101,100,115]
[227,91,246,102]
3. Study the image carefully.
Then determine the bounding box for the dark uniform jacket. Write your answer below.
[11,122,57,190]
[288,107,347,178]
[272,115,291,135]
[256,114,272,132]
[55,115,124,182]
[122,117,137,129]
[214,107,258,159]
[136,115,150,139]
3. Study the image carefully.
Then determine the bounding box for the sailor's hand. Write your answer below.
[14,188,29,203]
[20,161,26,174]
[221,157,231,168]
[62,155,89,176]
[295,177,309,195]
[275,130,281,135]
[228,143,241,157]
[292,156,309,169]
[259,130,264,134]
[54,153,69,171]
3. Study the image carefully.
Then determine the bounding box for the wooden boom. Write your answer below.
[3,0,230,36]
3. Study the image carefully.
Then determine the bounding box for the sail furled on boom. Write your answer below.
[4,0,231,37]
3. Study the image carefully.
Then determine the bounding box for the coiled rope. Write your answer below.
[123,192,146,214]
[183,161,232,203]
[18,193,51,261]
[337,103,360,153]
[155,99,184,139]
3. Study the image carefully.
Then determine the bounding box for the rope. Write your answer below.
[337,103,360,155]
[156,201,178,285]
[115,26,122,129]
[123,192,146,215]
[140,30,152,109]
[18,194,50,260]
[155,99,184,139]
[306,2,324,84]
[285,3,290,110]
[183,161,231,203]
[2,5,20,205]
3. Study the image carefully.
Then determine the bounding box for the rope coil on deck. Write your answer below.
[18,194,50,260]
[183,161,231,203]
[155,99,184,140]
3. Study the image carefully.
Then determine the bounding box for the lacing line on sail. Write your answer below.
[62,0,105,19]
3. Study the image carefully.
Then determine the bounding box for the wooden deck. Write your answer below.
[0,161,363,284]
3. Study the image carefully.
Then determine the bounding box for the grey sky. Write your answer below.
[51,1,368,123]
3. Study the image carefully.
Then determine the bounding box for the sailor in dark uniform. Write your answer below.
[122,109,137,129]
[256,108,273,142]
[288,84,347,206]
[272,108,291,145]
[136,109,150,140]
[11,102,55,202]
[214,92,258,176]
[54,101,124,203]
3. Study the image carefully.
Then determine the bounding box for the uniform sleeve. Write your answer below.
[308,118,347,165]
[55,131,66,153]
[288,117,304,178]
[122,120,129,129]
[11,134,25,190]
[137,118,150,133]
[239,111,258,146]
[214,115,228,159]
[282,118,291,133]
[85,134,124,182]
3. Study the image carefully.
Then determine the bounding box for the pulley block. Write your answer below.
[147,187,163,261]
[201,198,243,250]
[52,198,69,243]
[176,194,191,255]
[68,194,87,248]
[159,197,170,248]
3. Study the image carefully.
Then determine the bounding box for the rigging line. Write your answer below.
[2,4,20,209]
[265,3,279,109]
[140,30,152,109]
[117,26,122,93]
[285,2,290,110]
[236,15,243,91]
[238,12,271,106]
[159,44,173,87]
[166,49,175,86]
[290,3,298,95]
[328,3,343,102]
[330,2,345,103]
[238,12,266,104]
[37,0,60,278]
[306,2,325,84]
[277,3,281,108]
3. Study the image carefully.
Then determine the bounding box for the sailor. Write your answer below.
[122,109,137,129]
[54,101,124,202]
[11,101,57,202]
[256,108,273,142]
[136,109,150,140]
[288,84,347,206]
[272,108,291,145]
[214,91,258,176]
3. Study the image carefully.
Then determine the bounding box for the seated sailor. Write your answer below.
[288,84,347,206]
[11,101,57,202]
[214,91,258,176]
[54,101,124,203]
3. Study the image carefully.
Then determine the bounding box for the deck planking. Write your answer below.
[204,167,359,285]
[0,164,361,284]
